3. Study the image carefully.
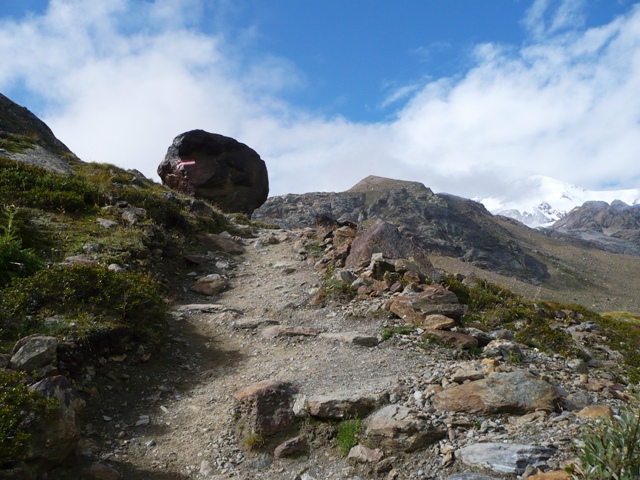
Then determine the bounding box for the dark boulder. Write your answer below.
[158,130,269,214]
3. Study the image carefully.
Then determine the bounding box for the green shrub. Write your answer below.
[577,398,640,479]
[0,206,43,287]
[0,264,166,337]
[336,418,364,456]
[0,370,57,467]
[0,157,99,212]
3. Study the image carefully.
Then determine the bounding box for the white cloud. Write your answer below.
[1,0,640,200]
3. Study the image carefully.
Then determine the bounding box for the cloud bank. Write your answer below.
[1,0,639,198]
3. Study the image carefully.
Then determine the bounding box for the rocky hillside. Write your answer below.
[254,176,549,284]
[3,93,640,480]
[543,200,640,256]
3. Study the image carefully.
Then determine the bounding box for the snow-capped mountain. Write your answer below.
[475,175,640,228]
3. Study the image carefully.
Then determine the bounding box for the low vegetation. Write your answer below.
[336,418,364,456]
[0,370,57,468]
[576,396,640,479]
[436,275,640,381]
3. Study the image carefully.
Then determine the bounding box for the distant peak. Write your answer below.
[347,175,430,194]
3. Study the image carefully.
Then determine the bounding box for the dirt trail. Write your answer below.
[54,230,432,479]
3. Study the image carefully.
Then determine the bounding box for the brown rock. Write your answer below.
[422,329,479,349]
[527,471,571,480]
[274,435,309,458]
[315,214,339,241]
[191,276,230,296]
[345,221,433,275]
[89,462,121,480]
[234,380,298,436]
[389,299,425,325]
[423,314,457,330]
[431,370,559,415]
[158,130,268,215]
[576,405,614,419]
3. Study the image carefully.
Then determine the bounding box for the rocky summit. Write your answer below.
[158,129,269,215]
[254,175,549,283]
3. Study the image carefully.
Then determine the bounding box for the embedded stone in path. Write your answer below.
[191,275,230,296]
[365,404,445,453]
[319,331,380,347]
[457,443,556,475]
[198,232,245,254]
[305,389,389,420]
[431,370,559,414]
[234,381,298,436]
[261,326,323,339]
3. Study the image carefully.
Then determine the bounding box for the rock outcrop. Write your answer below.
[158,130,269,214]
[545,200,640,255]
[0,93,75,175]
[254,175,548,282]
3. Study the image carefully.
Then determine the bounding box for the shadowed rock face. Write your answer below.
[158,130,269,215]
[254,175,549,283]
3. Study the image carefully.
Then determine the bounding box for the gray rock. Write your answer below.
[457,443,556,475]
[319,332,379,347]
[10,335,58,372]
[365,404,445,452]
[306,389,388,420]
[96,218,118,229]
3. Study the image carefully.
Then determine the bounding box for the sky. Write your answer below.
[0,0,639,199]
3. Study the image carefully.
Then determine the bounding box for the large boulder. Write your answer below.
[158,130,269,214]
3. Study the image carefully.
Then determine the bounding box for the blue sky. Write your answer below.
[1,0,639,199]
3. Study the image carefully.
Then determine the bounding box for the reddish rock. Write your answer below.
[345,221,433,275]
[274,435,309,458]
[347,444,384,463]
[234,381,298,436]
[316,214,339,241]
[422,329,478,349]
